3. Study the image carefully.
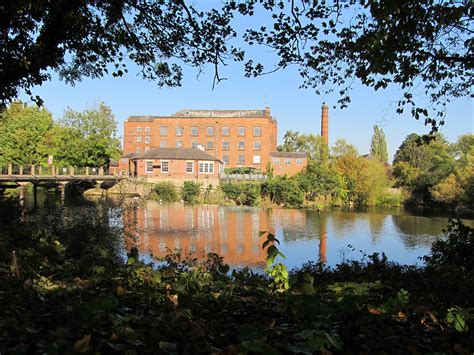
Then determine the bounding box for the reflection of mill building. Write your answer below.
[125,202,275,266]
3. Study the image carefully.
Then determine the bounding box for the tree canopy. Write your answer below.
[278,131,328,162]
[370,125,388,163]
[1,1,472,129]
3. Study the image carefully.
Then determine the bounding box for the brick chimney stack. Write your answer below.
[321,103,329,145]
[265,106,271,118]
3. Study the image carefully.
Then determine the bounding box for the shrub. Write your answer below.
[221,182,261,206]
[181,181,201,203]
[262,176,304,208]
[151,181,178,202]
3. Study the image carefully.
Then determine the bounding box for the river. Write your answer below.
[2,191,473,270]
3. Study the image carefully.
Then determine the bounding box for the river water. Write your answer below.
[3,192,473,270]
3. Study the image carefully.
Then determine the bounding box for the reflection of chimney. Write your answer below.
[318,213,327,264]
[321,103,329,145]
[265,106,271,118]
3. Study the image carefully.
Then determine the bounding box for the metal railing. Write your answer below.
[0,164,120,177]
[219,173,267,181]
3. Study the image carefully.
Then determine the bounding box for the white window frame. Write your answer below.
[253,126,262,137]
[238,155,245,164]
[238,141,245,150]
[160,126,168,136]
[206,126,214,136]
[136,136,142,143]
[121,158,128,163]
[137,127,142,133]
[222,141,230,150]
[144,147,150,152]
[176,126,184,136]
[191,126,199,136]
[222,126,230,136]
[237,126,246,136]
[145,136,150,144]
[161,160,169,173]
[136,147,141,154]
[145,126,150,133]
[198,161,214,174]
[145,160,154,173]
[285,159,291,165]
[176,140,183,148]
[296,159,303,165]
[206,140,214,150]
[253,141,261,150]
[253,155,261,164]
[273,159,280,165]
[186,161,194,173]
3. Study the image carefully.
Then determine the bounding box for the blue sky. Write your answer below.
[19,3,473,161]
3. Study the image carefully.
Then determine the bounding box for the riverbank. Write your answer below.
[1,206,473,353]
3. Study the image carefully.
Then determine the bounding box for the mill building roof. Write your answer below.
[127,108,272,121]
[270,152,307,159]
[134,148,221,161]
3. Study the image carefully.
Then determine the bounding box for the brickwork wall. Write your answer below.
[270,156,308,176]
[123,115,278,170]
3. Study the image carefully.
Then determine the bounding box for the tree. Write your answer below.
[1,0,240,106]
[0,101,53,165]
[56,102,122,167]
[370,125,388,163]
[393,133,455,194]
[278,131,329,162]
[331,139,358,159]
[239,0,472,129]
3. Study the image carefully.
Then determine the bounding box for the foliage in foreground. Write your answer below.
[1,203,473,353]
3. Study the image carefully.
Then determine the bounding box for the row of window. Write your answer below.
[145,160,214,174]
[136,126,262,137]
[273,158,304,165]
[222,155,261,164]
[135,137,262,151]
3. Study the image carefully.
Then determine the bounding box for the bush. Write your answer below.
[151,181,178,202]
[181,181,201,203]
[221,182,261,206]
[262,176,304,208]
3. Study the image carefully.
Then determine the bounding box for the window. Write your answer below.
[145,161,153,173]
[120,170,125,176]
[176,126,184,136]
[253,141,261,150]
[206,141,214,150]
[121,158,128,163]
[191,141,199,149]
[186,161,194,173]
[136,136,142,143]
[238,155,245,164]
[137,127,142,132]
[161,161,169,173]
[144,147,150,152]
[285,159,291,165]
[206,126,214,136]
[273,159,280,165]
[160,140,167,148]
[237,126,246,136]
[160,126,168,136]
[136,147,141,154]
[176,141,183,148]
[145,126,150,133]
[222,154,229,163]
[145,136,150,144]
[296,159,303,165]
[198,161,214,173]
[222,141,229,150]
[238,141,245,150]
[253,155,261,164]
[222,127,230,136]
[253,126,262,136]
[191,126,199,136]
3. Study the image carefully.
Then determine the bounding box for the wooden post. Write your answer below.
[31,165,35,175]
[19,166,23,175]
[86,167,89,176]
[38,166,42,175]
[69,167,74,176]
[8,164,12,175]
[99,167,104,176]
[113,167,118,176]
[51,166,55,175]
[55,166,59,175]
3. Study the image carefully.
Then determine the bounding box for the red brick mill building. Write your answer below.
[114,105,331,181]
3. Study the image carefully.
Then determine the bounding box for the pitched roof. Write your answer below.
[134,148,221,161]
[127,108,271,121]
[270,151,307,159]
